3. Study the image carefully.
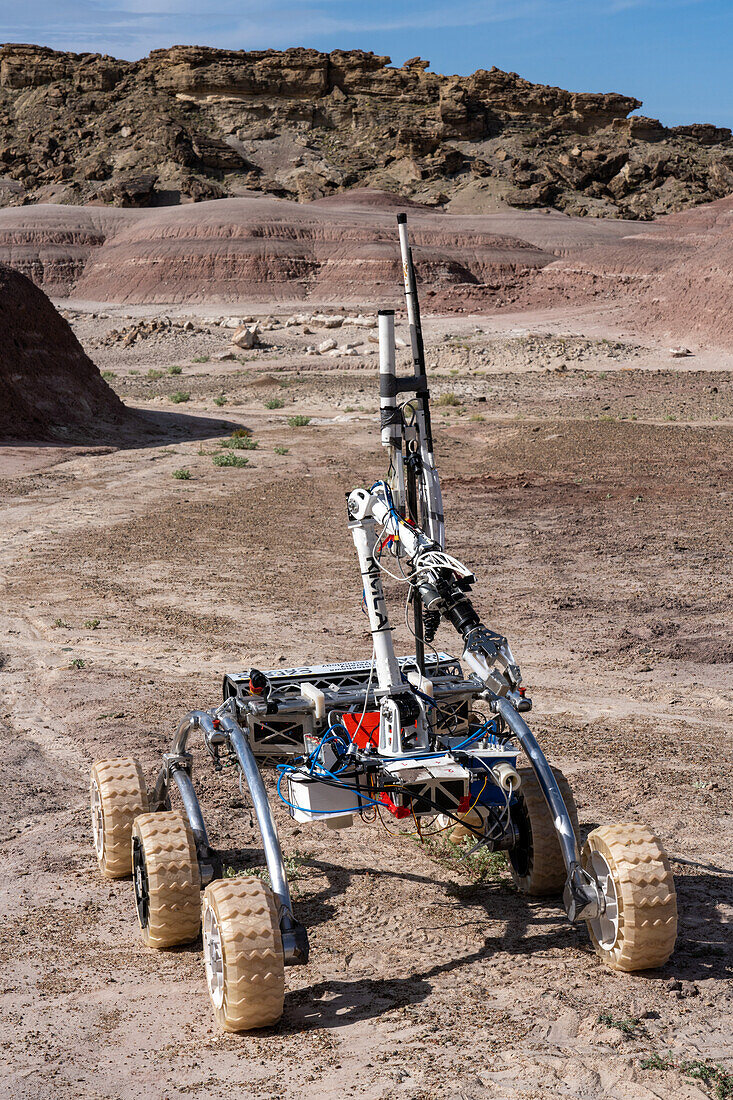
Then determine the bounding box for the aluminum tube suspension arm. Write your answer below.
[217,707,309,963]
[493,698,602,922]
[152,709,218,808]
[217,711,292,913]
[170,768,211,850]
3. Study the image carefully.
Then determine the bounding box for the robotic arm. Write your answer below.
[345,216,601,922]
[347,481,528,710]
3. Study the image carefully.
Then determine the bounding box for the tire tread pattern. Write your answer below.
[133,811,201,948]
[91,757,148,879]
[583,823,677,972]
[510,765,580,895]
[203,877,285,1032]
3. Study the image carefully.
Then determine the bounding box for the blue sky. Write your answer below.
[1,0,731,127]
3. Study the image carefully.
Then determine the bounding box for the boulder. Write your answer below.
[231,324,260,348]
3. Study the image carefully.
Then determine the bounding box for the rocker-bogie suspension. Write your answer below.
[88,213,678,1037]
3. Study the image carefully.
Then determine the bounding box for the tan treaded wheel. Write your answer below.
[582,824,677,972]
[202,877,285,1032]
[90,757,148,879]
[509,766,579,895]
[132,812,201,948]
[448,807,485,844]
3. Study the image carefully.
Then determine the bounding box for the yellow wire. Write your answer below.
[468,777,488,815]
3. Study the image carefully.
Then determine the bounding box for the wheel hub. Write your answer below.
[587,850,619,947]
[203,903,225,1010]
[90,780,104,860]
[508,795,532,877]
[132,837,150,930]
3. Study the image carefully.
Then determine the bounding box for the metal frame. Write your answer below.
[152,706,308,965]
[146,213,604,980]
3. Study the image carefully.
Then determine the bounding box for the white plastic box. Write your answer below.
[286,772,360,829]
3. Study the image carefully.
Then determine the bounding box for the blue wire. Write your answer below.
[451,720,500,751]
[276,768,380,815]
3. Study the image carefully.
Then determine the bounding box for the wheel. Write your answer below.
[446,807,486,844]
[508,765,579,895]
[202,877,285,1032]
[132,811,201,948]
[90,757,148,879]
[582,824,677,972]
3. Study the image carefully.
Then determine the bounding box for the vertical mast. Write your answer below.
[396,213,445,549]
[378,309,405,514]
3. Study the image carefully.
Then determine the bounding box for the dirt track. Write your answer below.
[0,310,731,1100]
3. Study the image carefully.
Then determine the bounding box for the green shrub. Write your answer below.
[101,370,116,380]
[173,468,192,480]
[84,618,101,629]
[274,445,289,455]
[437,392,461,406]
[288,415,311,427]
[265,398,285,409]
[212,453,249,468]
[193,355,210,363]
[170,391,190,404]
[222,435,257,450]
[147,368,163,379]
[213,395,227,406]
[168,365,182,375]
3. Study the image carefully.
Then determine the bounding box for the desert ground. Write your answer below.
[0,301,731,1100]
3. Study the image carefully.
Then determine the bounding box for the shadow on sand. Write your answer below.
[1,405,241,456]
[217,841,732,1032]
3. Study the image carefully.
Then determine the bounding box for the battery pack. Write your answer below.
[286,772,362,828]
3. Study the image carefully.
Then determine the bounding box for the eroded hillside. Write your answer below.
[1,43,732,218]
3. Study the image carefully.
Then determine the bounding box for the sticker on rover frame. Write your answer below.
[228,654,455,682]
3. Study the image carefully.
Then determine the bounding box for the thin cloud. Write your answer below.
[0,0,712,58]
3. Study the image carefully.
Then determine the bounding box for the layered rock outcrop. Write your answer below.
[0,261,132,440]
[1,44,731,218]
[0,192,558,303]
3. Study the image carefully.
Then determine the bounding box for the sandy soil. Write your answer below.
[0,307,731,1100]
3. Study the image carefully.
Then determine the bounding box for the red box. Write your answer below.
[341,710,380,750]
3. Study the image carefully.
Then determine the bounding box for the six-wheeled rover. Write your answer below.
[90,216,678,1031]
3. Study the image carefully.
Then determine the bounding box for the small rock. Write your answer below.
[213,350,238,361]
[183,320,195,331]
[666,978,682,991]
[669,346,692,357]
[318,338,337,353]
[231,324,260,349]
[395,336,408,348]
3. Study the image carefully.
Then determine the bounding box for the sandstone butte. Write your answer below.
[0,261,136,441]
[1,44,732,219]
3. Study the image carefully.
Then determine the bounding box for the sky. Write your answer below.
[0,0,732,128]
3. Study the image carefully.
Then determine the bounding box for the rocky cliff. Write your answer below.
[0,261,133,440]
[1,43,731,219]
